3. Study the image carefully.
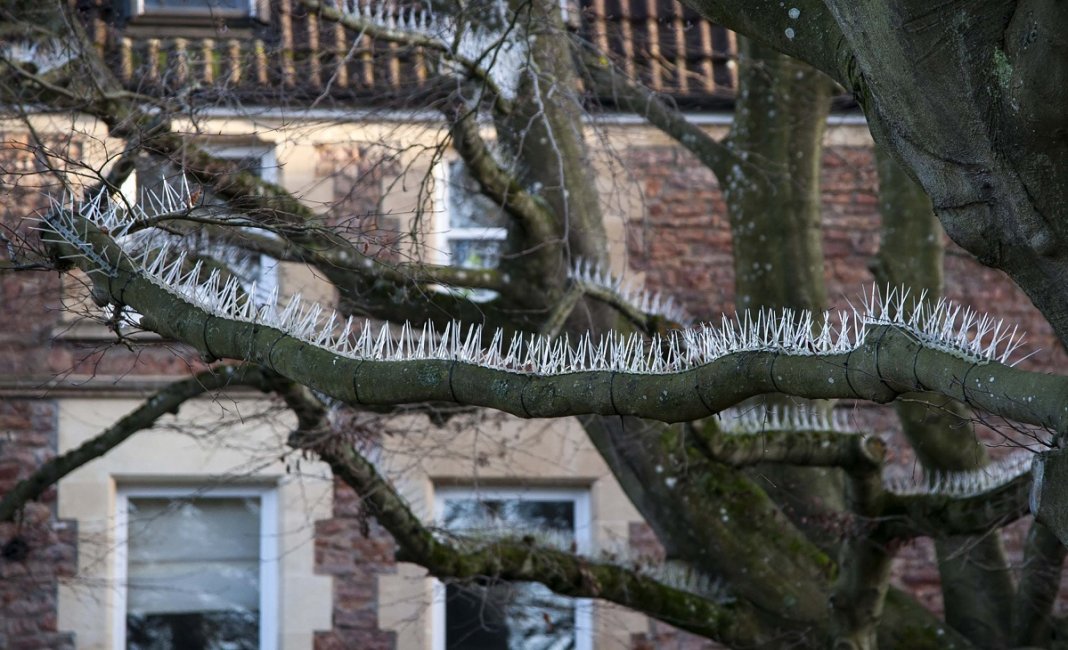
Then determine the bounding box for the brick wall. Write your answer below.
[0,134,78,649]
[313,478,397,650]
[4,129,1068,649]
[0,400,76,650]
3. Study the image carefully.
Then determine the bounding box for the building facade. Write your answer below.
[2,2,1067,649]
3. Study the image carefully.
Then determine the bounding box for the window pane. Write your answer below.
[126,496,261,650]
[442,497,577,650]
[127,611,258,650]
[448,239,503,270]
[442,499,574,534]
[447,160,507,229]
[141,0,249,15]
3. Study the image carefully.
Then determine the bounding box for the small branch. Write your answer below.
[577,46,741,181]
[141,218,508,293]
[0,365,269,522]
[540,285,583,337]
[577,281,674,333]
[446,105,559,247]
[298,0,514,115]
[693,423,886,470]
[877,473,1032,539]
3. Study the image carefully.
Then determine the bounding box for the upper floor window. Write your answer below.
[202,144,280,306]
[434,158,508,271]
[115,485,279,650]
[432,158,507,302]
[115,143,279,311]
[433,487,592,650]
[133,0,255,19]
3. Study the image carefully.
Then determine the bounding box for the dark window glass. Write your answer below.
[140,0,249,16]
[442,497,577,650]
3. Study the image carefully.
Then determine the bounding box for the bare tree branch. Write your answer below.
[0,365,271,522]
[301,427,771,648]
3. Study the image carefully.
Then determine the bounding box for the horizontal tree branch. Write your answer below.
[877,471,1032,539]
[0,365,270,522]
[305,428,770,647]
[54,214,1068,434]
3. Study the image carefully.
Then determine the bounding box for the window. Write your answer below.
[114,486,279,650]
[133,0,254,18]
[433,488,592,650]
[434,158,508,270]
[115,144,279,310]
[200,145,280,306]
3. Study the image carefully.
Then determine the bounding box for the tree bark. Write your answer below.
[725,37,847,532]
[875,146,1013,647]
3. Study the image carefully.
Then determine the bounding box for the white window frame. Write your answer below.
[112,485,279,650]
[133,0,255,18]
[431,486,593,650]
[432,159,508,268]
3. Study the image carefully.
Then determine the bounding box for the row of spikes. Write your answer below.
[135,245,1029,374]
[883,450,1034,498]
[437,525,725,600]
[1,38,75,75]
[714,405,856,435]
[48,185,1031,371]
[859,285,1027,366]
[138,246,867,373]
[569,257,692,326]
[41,176,195,245]
[333,0,528,101]
[36,219,116,278]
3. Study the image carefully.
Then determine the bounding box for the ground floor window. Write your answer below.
[115,486,278,650]
[433,487,592,650]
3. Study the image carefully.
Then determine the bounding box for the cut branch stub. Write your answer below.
[1030,448,1068,546]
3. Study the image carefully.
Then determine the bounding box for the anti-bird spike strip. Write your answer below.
[42,185,1066,431]
[714,405,855,436]
[333,0,529,101]
[884,450,1034,498]
[570,257,692,326]
[46,188,1031,370]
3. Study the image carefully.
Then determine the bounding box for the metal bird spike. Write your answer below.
[44,184,1033,376]
[885,450,1034,497]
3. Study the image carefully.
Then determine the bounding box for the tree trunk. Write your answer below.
[875,146,1014,648]
[724,37,847,532]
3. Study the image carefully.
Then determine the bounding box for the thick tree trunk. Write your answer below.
[875,147,1014,648]
[822,2,1068,349]
[488,0,608,321]
[724,37,847,529]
